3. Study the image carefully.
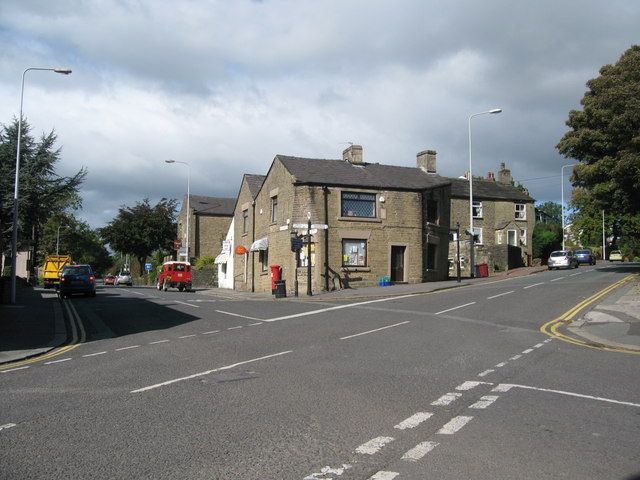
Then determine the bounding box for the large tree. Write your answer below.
[99,198,177,274]
[556,45,640,253]
[0,117,86,260]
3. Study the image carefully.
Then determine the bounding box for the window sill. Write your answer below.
[341,267,371,272]
[338,216,382,223]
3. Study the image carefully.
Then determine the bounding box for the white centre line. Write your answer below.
[175,300,199,308]
[179,334,197,339]
[402,441,439,462]
[550,277,564,282]
[435,302,476,315]
[131,350,292,393]
[216,310,262,321]
[340,321,410,340]
[45,358,72,365]
[202,330,220,335]
[116,345,140,351]
[83,351,108,357]
[394,412,433,430]
[524,282,544,289]
[355,436,395,455]
[487,291,514,299]
[0,423,17,431]
[1,366,30,373]
[437,416,473,435]
[149,340,169,344]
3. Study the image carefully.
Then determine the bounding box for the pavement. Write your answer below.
[2,264,639,366]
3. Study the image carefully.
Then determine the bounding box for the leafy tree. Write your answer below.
[556,45,640,255]
[99,198,177,275]
[40,213,112,273]
[532,222,562,260]
[0,117,86,261]
[535,201,562,224]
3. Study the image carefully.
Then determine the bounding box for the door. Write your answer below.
[391,246,405,283]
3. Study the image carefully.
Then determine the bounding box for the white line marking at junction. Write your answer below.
[437,416,473,434]
[394,412,433,430]
[487,291,514,299]
[0,423,17,431]
[266,295,419,322]
[131,350,292,393]
[456,381,490,391]
[470,395,499,409]
[247,322,263,326]
[45,358,72,365]
[340,321,410,340]
[83,351,108,357]
[495,384,640,407]
[216,310,262,321]
[116,345,140,351]
[478,369,494,377]
[175,300,199,308]
[495,362,507,367]
[402,441,439,461]
[355,436,395,455]
[524,283,544,289]
[149,340,169,344]
[431,392,462,405]
[369,471,400,480]
[435,302,476,315]
[1,366,30,373]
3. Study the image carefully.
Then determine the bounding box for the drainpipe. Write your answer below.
[323,186,330,292]
[251,200,255,293]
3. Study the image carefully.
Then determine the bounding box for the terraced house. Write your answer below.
[231,146,452,295]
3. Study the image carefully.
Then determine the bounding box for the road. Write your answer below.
[1,264,639,479]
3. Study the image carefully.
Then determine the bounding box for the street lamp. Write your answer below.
[468,108,502,278]
[10,67,72,304]
[561,163,578,250]
[56,225,68,255]
[165,159,191,262]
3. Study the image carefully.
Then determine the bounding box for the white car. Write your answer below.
[115,272,133,286]
[547,250,579,270]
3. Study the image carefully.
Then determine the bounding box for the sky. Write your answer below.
[1,0,638,230]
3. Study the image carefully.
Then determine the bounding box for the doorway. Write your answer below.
[390,246,406,283]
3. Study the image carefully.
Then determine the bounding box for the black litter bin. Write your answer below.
[274,280,286,298]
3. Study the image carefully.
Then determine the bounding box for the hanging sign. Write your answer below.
[235,246,247,255]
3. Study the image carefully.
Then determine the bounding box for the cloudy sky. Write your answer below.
[1,0,638,229]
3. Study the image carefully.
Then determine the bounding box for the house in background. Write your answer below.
[175,194,235,261]
[231,145,452,295]
[448,163,536,276]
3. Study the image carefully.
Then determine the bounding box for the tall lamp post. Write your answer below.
[56,225,68,255]
[165,160,191,262]
[561,163,578,250]
[468,108,502,278]
[10,67,72,304]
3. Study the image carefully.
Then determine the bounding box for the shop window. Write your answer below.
[472,201,483,218]
[515,203,526,220]
[342,239,367,266]
[341,192,376,218]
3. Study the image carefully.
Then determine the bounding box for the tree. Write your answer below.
[99,198,177,274]
[0,117,86,260]
[532,222,562,260]
[556,45,640,254]
[535,201,562,224]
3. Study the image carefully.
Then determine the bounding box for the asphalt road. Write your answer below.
[1,265,639,479]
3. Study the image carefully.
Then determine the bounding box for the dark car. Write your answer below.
[574,249,596,265]
[59,264,97,298]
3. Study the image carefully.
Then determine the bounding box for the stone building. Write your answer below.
[231,146,452,295]
[175,195,235,261]
[448,163,536,276]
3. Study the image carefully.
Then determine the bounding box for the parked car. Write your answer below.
[115,272,133,286]
[103,274,116,285]
[156,261,192,292]
[58,264,96,298]
[547,250,579,270]
[609,250,624,262]
[574,249,596,265]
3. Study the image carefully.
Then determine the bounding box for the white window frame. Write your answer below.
[472,201,483,218]
[342,239,367,266]
[473,227,483,245]
[515,203,526,220]
[520,228,527,246]
[507,229,517,246]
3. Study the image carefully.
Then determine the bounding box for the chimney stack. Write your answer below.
[498,162,512,185]
[486,172,495,181]
[343,145,363,164]
[416,150,437,173]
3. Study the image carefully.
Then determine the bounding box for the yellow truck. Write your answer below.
[43,255,72,289]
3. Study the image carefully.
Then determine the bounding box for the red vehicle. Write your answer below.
[156,261,192,292]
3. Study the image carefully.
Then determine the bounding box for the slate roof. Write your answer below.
[187,195,236,216]
[244,174,266,199]
[448,177,534,202]
[276,155,451,191]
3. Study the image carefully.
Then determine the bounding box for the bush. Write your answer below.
[194,256,216,270]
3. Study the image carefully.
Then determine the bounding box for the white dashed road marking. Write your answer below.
[355,436,395,455]
[437,415,474,435]
[401,441,439,462]
[394,412,433,430]
[431,392,462,406]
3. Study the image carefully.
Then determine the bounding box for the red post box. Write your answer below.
[270,265,281,292]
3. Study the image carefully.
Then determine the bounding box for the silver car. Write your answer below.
[115,271,133,286]
[547,250,579,270]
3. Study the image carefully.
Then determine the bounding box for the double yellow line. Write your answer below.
[540,274,639,354]
[0,299,86,371]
